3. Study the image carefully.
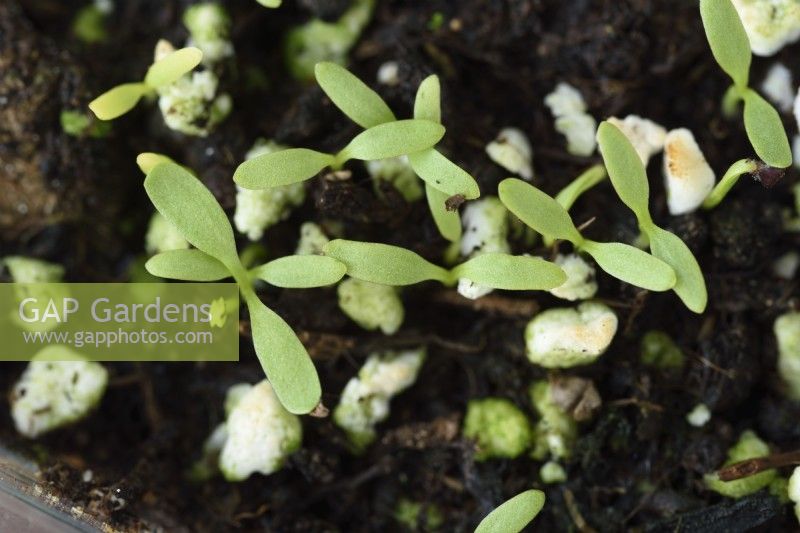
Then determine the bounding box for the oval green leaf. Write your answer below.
[338,120,445,162]
[252,255,346,288]
[136,152,179,176]
[648,227,707,313]
[323,239,451,285]
[699,0,751,88]
[414,74,441,123]
[144,163,240,268]
[144,47,203,88]
[582,240,676,292]
[145,249,230,281]
[743,90,792,168]
[426,183,462,243]
[410,149,480,199]
[314,62,395,128]
[244,292,321,415]
[597,121,651,222]
[88,83,147,120]
[498,178,582,244]
[475,489,545,533]
[453,254,566,291]
[233,148,334,189]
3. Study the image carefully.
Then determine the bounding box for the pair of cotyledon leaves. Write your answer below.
[700,0,791,168]
[500,122,707,313]
[89,47,204,121]
[233,62,480,242]
[143,162,567,414]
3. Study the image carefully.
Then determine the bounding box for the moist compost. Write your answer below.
[1,0,799,531]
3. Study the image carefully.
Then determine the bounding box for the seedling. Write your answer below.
[498,179,676,292]
[597,121,707,313]
[234,63,480,243]
[475,489,545,533]
[322,239,567,293]
[89,47,203,120]
[142,162,348,414]
[542,164,607,246]
[700,0,792,168]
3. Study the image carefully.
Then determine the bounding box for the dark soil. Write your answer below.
[2,0,800,531]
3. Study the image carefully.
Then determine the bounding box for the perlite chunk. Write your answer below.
[607,115,667,166]
[366,156,423,202]
[662,128,715,215]
[789,467,800,523]
[334,348,425,451]
[548,253,598,301]
[218,381,302,481]
[463,398,532,461]
[154,40,232,136]
[529,380,577,460]
[183,2,234,65]
[2,256,64,282]
[544,83,597,156]
[731,0,800,56]
[295,222,330,255]
[458,197,510,300]
[145,212,189,254]
[338,278,404,334]
[761,63,795,112]
[11,347,108,438]
[525,301,618,368]
[774,311,800,398]
[704,430,776,498]
[234,140,306,241]
[485,128,534,180]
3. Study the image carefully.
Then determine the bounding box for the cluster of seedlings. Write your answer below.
[9,0,800,529]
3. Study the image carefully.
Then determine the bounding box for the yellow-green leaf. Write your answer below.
[743,89,792,168]
[144,47,203,88]
[410,149,480,199]
[315,62,395,128]
[700,0,751,88]
[338,120,445,162]
[88,83,147,120]
[597,121,651,222]
[581,241,676,292]
[252,255,346,288]
[414,74,441,123]
[233,148,334,189]
[452,254,566,291]
[498,178,582,244]
[475,490,545,533]
[426,183,462,243]
[323,239,451,285]
[648,227,707,313]
[145,249,230,281]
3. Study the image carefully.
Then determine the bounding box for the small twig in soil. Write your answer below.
[717,450,800,482]
[609,398,664,413]
[562,488,598,533]
[429,290,539,318]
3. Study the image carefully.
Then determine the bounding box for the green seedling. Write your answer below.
[542,164,608,246]
[700,0,792,169]
[257,0,281,6]
[498,179,676,292]
[475,489,545,533]
[235,63,480,243]
[88,47,203,121]
[322,239,567,293]
[142,162,348,414]
[597,121,707,313]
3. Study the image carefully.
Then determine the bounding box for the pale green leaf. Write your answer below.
[426,183,462,243]
[323,239,451,285]
[136,153,179,176]
[597,121,651,222]
[257,0,282,7]
[581,241,676,292]
[244,292,321,414]
[498,178,582,244]
[315,62,395,128]
[233,148,334,189]
[699,0,751,88]
[88,83,147,120]
[144,47,203,88]
[452,254,566,291]
[414,75,441,123]
[409,149,480,199]
[743,89,792,168]
[648,227,707,313]
[144,163,240,268]
[555,164,607,211]
[337,120,445,162]
[475,489,545,533]
[252,255,346,288]
[145,249,230,281]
